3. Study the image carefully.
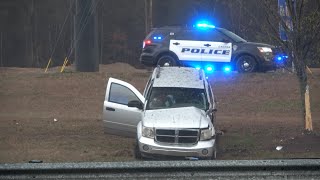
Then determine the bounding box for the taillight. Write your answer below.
[143,40,152,48]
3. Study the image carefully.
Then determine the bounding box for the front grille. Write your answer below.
[155,129,199,144]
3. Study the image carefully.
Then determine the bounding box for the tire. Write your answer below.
[157,55,177,67]
[212,148,217,160]
[236,55,257,73]
[211,135,218,160]
[134,139,142,160]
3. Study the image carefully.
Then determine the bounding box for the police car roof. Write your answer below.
[153,26,224,31]
[152,67,204,89]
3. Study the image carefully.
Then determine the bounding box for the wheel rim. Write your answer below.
[240,58,254,72]
[158,57,174,67]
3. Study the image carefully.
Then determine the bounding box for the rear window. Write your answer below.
[145,28,175,41]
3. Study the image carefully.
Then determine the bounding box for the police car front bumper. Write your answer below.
[257,53,276,70]
[138,136,216,159]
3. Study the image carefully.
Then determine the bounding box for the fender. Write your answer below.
[155,50,180,63]
[137,121,143,139]
[232,51,261,63]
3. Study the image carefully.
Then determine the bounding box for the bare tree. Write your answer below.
[261,0,320,130]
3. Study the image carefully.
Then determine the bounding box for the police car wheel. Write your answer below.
[157,55,177,67]
[236,55,257,73]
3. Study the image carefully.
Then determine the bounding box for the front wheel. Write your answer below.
[236,55,257,73]
[134,139,142,160]
[157,55,177,67]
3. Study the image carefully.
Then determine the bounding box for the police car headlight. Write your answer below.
[142,126,154,139]
[258,47,273,53]
[200,128,214,141]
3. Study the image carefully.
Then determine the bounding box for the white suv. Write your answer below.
[102,66,217,160]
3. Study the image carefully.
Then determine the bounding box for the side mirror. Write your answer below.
[206,108,217,115]
[128,100,143,110]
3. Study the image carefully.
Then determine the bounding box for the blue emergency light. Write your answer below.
[206,66,214,72]
[223,66,231,73]
[194,20,216,29]
[277,56,282,61]
[153,36,162,40]
[275,54,288,62]
[196,23,216,29]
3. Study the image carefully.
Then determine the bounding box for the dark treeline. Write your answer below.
[0,0,318,68]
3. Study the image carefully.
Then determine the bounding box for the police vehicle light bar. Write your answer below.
[196,23,215,29]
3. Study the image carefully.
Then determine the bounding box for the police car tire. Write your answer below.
[157,55,177,67]
[236,55,257,73]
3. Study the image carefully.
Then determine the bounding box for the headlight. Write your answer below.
[200,128,213,141]
[257,47,273,53]
[142,126,154,139]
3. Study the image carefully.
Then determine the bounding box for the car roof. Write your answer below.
[152,67,205,89]
[152,26,224,32]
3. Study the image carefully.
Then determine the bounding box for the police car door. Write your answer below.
[200,29,232,62]
[169,30,202,61]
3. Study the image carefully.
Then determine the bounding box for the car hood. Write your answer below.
[244,42,275,48]
[142,107,209,129]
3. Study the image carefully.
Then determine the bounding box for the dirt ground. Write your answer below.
[0,64,319,163]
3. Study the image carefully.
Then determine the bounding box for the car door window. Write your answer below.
[175,30,199,40]
[109,83,140,105]
[199,29,230,42]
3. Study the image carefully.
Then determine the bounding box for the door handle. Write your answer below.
[106,107,115,111]
[173,42,180,45]
[204,44,211,47]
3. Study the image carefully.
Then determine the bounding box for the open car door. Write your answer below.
[102,78,145,137]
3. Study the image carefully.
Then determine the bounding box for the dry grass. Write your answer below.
[0,64,319,162]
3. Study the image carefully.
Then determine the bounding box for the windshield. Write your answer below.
[146,87,208,110]
[219,28,247,43]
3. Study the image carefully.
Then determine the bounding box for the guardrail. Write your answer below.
[1,159,320,179]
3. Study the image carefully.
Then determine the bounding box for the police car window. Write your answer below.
[175,30,198,40]
[219,28,247,43]
[199,30,230,42]
[109,83,140,105]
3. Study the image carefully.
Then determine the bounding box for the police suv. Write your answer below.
[140,24,276,73]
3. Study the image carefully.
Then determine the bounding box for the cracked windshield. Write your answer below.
[0,0,319,163]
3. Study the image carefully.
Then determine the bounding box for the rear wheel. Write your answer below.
[157,55,177,67]
[236,55,257,73]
